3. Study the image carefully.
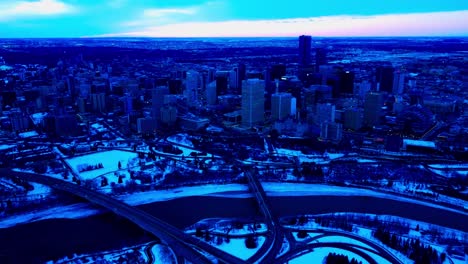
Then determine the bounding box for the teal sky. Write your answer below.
[0,0,467,37]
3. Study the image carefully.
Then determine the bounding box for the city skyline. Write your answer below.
[0,0,467,38]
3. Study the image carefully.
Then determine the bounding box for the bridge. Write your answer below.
[243,167,284,263]
[0,169,247,264]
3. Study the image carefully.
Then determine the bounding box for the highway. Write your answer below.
[278,229,403,264]
[0,169,248,264]
[244,168,285,264]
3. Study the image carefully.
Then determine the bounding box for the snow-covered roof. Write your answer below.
[403,139,436,149]
[18,131,39,138]
[30,112,48,125]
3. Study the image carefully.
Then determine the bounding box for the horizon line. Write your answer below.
[0,35,467,39]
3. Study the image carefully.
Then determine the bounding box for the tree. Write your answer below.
[297,230,308,239]
[245,235,257,249]
[195,227,203,237]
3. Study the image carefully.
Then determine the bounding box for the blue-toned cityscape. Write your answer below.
[0,9,467,264]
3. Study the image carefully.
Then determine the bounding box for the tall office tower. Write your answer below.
[123,94,133,114]
[320,121,343,141]
[392,70,405,95]
[235,63,246,93]
[354,81,372,100]
[271,93,294,121]
[242,79,265,127]
[315,103,336,125]
[270,64,287,80]
[206,81,217,105]
[168,79,183,94]
[315,48,327,72]
[339,70,355,95]
[184,70,199,106]
[152,86,169,123]
[215,71,229,96]
[79,83,91,97]
[90,93,106,113]
[375,66,394,93]
[364,92,384,127]
[299,35,312,66]
[66,75,76,98]
[344,108,364,131]
[229,70,238,93]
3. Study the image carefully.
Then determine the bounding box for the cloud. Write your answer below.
[95,10,468,37]
[0,0,77,21]
[120,1,227,28]
[143,8,197,17]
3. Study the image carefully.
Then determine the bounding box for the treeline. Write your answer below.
[324,253,362,264]
[373,227,445,264]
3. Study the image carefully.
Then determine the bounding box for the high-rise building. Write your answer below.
[168,79,183,94]
[320,121,343,141]
[185,70,199,106]
[242,79,264,127]
[392,70,405,95]
[234,63,246,93]
[339,71,355,95]
[160,105,178,126]
[270,64,287,80]
[315,48,327,72]
[90,93,106,113]
[137,117,156,134]
[215,71,229,96]
[344,108,364,131]
[299,35,312,66]
[123,94,133,114]
[206,81,217,105]
[271,93,294,121]
[354,81,372,100]
[315,103,336,125]
[364,92,384,127]
[152,86,169,122]
[229,70,238,93]
[375,66,394,93]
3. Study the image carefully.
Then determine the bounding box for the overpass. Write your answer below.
[243,167,284,263]
[0,169,247,264]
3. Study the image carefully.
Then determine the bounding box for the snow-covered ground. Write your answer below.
[167,133,194,147]
[118,184,250,206]
[289,247,369,264]
[149,244,176,264]
[314,235,375,251]
[290,232,393,264]
[65,150,138,180]
[28,182,51,196]
[209,236,266,260]
[1,182,466,229]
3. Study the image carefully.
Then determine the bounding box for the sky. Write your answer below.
[0,0,467,38]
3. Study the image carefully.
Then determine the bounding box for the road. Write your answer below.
[0,169,248,264]
[244,168,285,264]
[278,229,403,264]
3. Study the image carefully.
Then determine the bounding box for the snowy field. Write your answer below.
[289,247,369,264]
[167,133,194,147]
[65,150,138,180]
[273,148,345,163]
[210,236,266,260]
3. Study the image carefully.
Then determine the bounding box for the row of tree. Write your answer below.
[373,227,444,264]
[324,253,362,264]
